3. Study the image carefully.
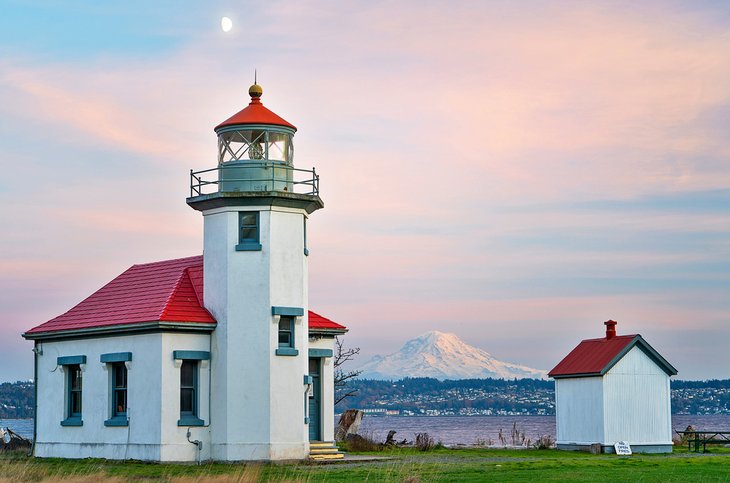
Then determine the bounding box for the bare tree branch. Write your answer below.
[333,336,362,406]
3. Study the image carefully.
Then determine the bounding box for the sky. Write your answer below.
[1,0,729,382]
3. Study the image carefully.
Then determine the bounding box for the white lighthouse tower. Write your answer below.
[187,83,323,460]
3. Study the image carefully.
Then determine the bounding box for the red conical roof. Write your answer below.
[214,84,296,132]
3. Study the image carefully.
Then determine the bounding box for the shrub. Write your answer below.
[343,432,382,452]
[533,435,554,449]
[415,433,434,451]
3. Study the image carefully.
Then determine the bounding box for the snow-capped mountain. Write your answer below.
[358,331,546,380]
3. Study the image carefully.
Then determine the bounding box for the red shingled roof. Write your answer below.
[308,311,347,332]
[548,333,678,379]
[215,96,296,132]
[25,256,216,336]
[25,255,346,337]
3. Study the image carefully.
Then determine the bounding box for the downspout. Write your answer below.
[29,341,40,457]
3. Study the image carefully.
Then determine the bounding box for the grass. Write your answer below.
[0,446,729,482]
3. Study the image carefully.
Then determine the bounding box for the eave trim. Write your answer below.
[22,321,217,341]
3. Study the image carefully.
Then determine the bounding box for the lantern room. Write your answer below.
[214,83,296,165]
[188,83,320,200]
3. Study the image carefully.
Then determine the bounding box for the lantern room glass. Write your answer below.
[218,129,293,164]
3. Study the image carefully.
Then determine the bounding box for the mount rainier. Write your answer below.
[358,331,546,380]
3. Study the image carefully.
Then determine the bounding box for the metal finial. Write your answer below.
[249,70,262,99]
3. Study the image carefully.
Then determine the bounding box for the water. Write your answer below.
[4,415,730,446]
[0,419,33,440]
[356,414,730,446]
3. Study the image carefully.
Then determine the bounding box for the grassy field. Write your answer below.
[1,446,729,482]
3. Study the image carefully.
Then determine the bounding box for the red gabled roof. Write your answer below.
[548,333,678,378]
[25,256,216,336]
[25,255,347,337]
[215,95,296,132]
[308,311,347,332]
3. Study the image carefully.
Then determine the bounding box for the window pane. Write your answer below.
[240,213,257,226]
[309,359,319,374]
[71,366,82,390]
[278,318,291,332]
[71,392,82,415]
[180,388,194,413]
[279,332,291,346]
[240,227,257,241]
[114,364,126,389]
[181,361,194,387]
[115,389,127,415]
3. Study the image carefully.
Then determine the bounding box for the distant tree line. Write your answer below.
[338,377,730,416]
[2,377,728,419]
[0,381,34,419]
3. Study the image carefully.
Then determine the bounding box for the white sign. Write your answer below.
[614,441,632,455]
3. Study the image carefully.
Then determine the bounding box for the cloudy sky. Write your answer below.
[1,1,729,381]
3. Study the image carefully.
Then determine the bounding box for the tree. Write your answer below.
[333,336,363,405]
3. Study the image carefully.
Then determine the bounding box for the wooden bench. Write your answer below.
[675,430,730,453]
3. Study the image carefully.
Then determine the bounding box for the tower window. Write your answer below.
[236,211,262,251]
[276,316,298,356]
[304,217,309,256]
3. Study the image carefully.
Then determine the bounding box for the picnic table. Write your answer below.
[675,430,730,452]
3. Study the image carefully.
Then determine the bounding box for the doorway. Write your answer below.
[308,358,321,441]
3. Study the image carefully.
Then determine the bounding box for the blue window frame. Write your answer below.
[61,364,83,426]
[275,316,299,356]
[178,360,204,426]
[236,211,261,251]
[101,352,131,426]
[303,217,309,256]
[103,363,128,426]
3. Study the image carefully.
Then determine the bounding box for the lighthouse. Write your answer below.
[23,82,345,462]
[187,83,323,460]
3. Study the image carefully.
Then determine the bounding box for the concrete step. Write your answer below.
[310,452,345,461]
[309,441,345,461]
[309,447,341,454]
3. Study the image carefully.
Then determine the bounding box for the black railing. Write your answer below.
[190,163,319,197]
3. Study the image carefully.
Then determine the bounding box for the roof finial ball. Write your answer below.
[249,82,263,99]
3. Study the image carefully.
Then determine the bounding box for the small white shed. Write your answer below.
[548,320,678,453]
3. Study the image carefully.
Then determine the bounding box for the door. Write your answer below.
[308,358,321,441]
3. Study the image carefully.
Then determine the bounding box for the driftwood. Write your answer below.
[385,430,397,446]
[0,428,31,451]
[335,409,363,442]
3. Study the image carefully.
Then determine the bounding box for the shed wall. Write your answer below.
[555,376,604,445]
[602,346,672,445]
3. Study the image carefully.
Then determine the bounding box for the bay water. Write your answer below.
[4,415,729,446]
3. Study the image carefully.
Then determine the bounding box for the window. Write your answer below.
[178,360,204,426]
[276,316,298,356]
[303,217,309,256]
[236,211,261,251]
[111,363,127,419]
[61,364,83,426]
[100,352,132,426]
[279,316,294,347]
[68,365,82,419]
[58,355,86,426]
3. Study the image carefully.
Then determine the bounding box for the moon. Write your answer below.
[221,17,233,32]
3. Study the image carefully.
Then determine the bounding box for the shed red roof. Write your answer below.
[24,255,346,337]
[215,95,296,132]
[548,332,677,379]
